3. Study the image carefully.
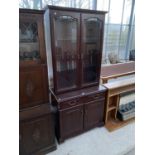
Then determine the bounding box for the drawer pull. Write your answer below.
[93,95,101,99]
[68,100,78,106]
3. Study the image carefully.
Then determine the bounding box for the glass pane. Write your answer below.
[19,22,40,61]
[82,18,102,84]
[54,15,78,90]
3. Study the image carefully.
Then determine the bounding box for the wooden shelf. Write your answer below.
[108,106,117,112]
[105,117,135,132]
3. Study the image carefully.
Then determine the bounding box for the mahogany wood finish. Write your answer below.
[19,65,49,109]
[20,104,56,155]
[44,6,107,142]
[103,77,135,132]
[50,85,107,142]
[44,5,107,94]
[19,9,56,154]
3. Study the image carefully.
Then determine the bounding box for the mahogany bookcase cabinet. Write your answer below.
[19,9,56,154]
[44,6,107,142]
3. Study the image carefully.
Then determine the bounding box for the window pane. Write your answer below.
[109,0,124,24]
[119,26,129,59]
[104,24,121,56]
[122,0,132,24]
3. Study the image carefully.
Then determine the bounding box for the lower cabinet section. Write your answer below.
[57,99,105,142]
[59,105,83,140]
[19,105,57,155]
[84,99,104,130]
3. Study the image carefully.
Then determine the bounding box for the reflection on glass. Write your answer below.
[54,15,78,90]
[82,18,102,84]
[19,22,40,61]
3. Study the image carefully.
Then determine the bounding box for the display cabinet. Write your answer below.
[44,6,107,142]
[44,6,107,94]
[19,9,56,154]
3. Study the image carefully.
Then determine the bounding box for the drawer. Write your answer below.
[59,93,105,110]
[59,98,82,109]
[82,93,105,103]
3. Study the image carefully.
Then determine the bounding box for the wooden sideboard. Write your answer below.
[50,85,107,142]
[103,77,135,131]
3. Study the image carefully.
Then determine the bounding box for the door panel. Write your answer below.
[20,115,53,154]
[19,65,49,109]
[59,105,83,138]
[51,11,80,93]
[84,99,104,129]
[81,14,105,87]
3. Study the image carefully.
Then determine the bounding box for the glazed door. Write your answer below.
[81,14,105,87]
[59,105,83,139]
[51,11,80,93]
[19,13,46,65]
[84,99,104,130]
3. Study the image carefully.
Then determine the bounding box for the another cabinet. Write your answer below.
[19,9,56,154]
[44,6,107,94]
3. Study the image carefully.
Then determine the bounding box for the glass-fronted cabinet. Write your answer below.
[44,6,106,94]
[81,14,104,86]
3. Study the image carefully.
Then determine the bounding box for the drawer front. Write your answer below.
[20,115,55,154]
[59,92,105,110]
[19,65,49,109]
[59,98,82,109]
[82,92,105,103]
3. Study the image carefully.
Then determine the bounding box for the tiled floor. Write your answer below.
[47,122,135,155]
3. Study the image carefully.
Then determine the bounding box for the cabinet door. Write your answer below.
[81,14,105,87]
[20,115,55,154]
[51,11,80,93]
[84,99,104,130]
[19,65,49,109]
[59,105,83,139]
[19,12,46,65]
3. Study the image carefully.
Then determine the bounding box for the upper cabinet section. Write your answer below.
[19,9,46,66]
[44,6,107,94]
